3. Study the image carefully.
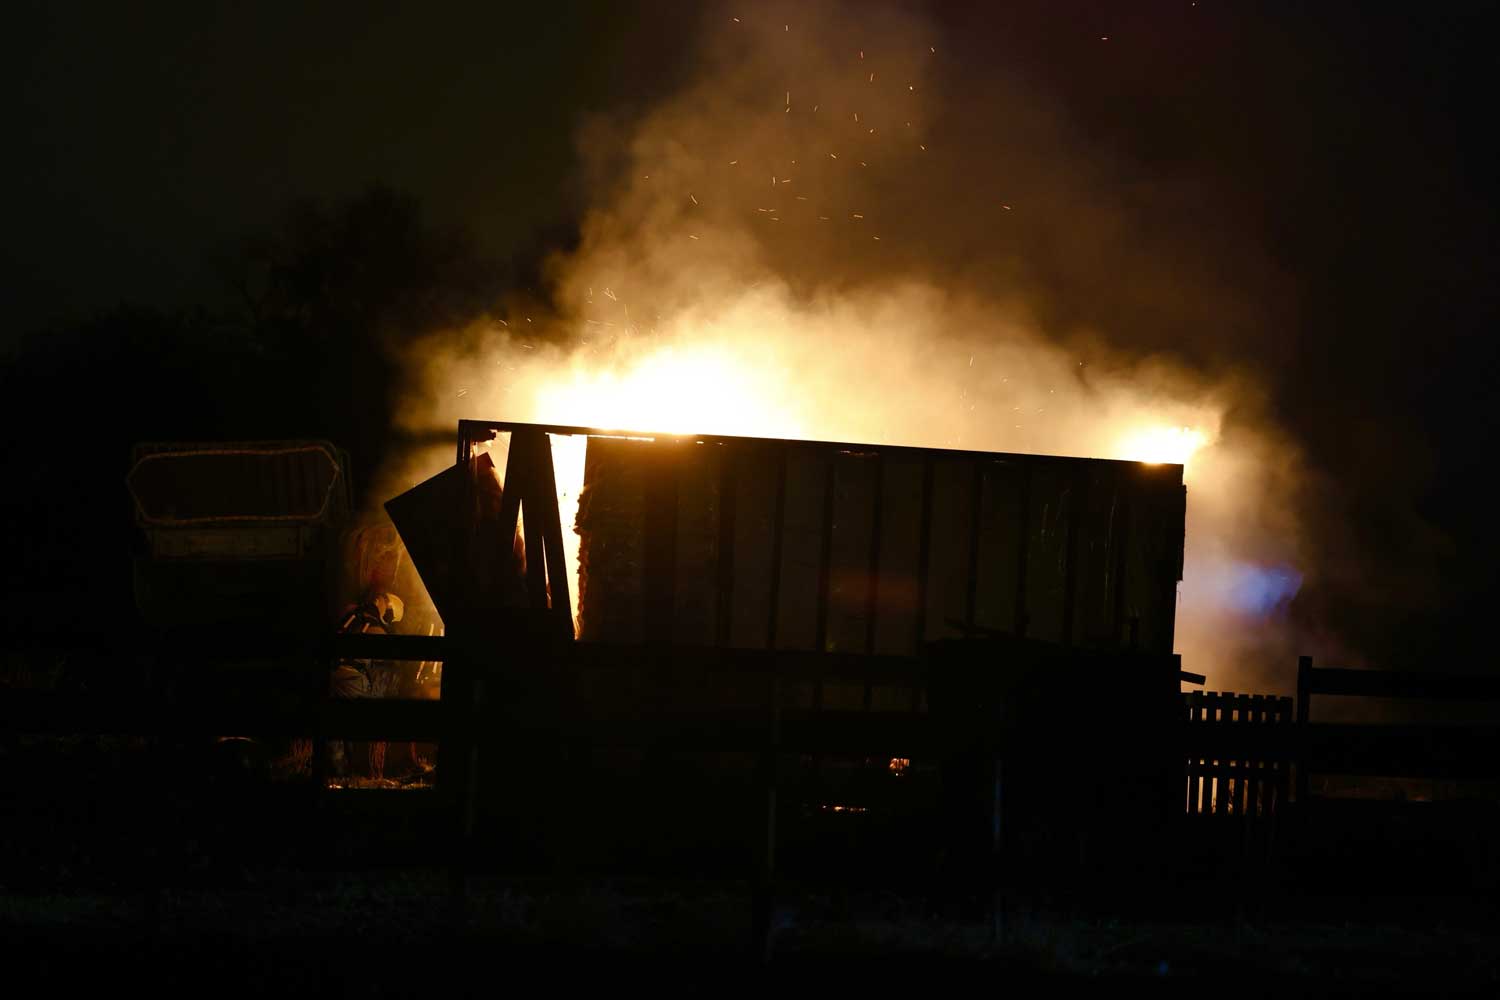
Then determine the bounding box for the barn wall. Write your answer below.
[573,435,1185,657]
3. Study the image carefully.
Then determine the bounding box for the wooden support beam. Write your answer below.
[530,430,574,629]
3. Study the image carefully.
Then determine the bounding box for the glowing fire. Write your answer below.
[534,343,808,439]
[386,2,1307,695]
[1115,424,1210,467]
[495,349,1219,636]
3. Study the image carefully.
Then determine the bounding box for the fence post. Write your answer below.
[751,674,781,962]
[441,649,480,915]
[310,644,330,808]
[989,754,1005,946]
[1295,656,1312,806]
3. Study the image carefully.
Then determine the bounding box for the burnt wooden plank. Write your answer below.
[532,432,574,628]
[496,441,526,590]
[517,435,550,611]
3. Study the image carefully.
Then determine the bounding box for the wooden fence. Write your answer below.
[1296,655,1500,802]
[1183,691,1293,819]
[3,628,1193,956]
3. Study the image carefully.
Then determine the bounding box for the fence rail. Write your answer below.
[1296,656,1500,803]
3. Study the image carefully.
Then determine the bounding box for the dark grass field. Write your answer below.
[4,872,1498,994]
[4,728,1499,993]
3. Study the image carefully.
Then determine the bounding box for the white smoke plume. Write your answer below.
[383,3,1325,694]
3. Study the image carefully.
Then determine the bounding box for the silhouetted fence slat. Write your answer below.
[1182,691,1293,819]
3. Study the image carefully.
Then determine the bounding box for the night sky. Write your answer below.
[7,2,1497,670]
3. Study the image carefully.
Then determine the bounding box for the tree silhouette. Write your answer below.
[1,186,506,635]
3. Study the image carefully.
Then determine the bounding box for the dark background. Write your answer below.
[3,2,1495,673]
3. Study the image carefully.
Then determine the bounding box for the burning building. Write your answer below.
[382,420,1187,875]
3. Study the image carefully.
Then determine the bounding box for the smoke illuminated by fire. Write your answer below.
[1117,425,1211,467]
[383,3,1315,694]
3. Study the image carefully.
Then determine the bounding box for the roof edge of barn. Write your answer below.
[455,419,1184,479]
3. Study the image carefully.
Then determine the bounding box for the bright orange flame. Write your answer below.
[537,345,814,637]
[534,344,807,439]
[1116,425,1210,467]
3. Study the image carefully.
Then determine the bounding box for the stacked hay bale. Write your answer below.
[574,437,724,647]
[574,437,650,643]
